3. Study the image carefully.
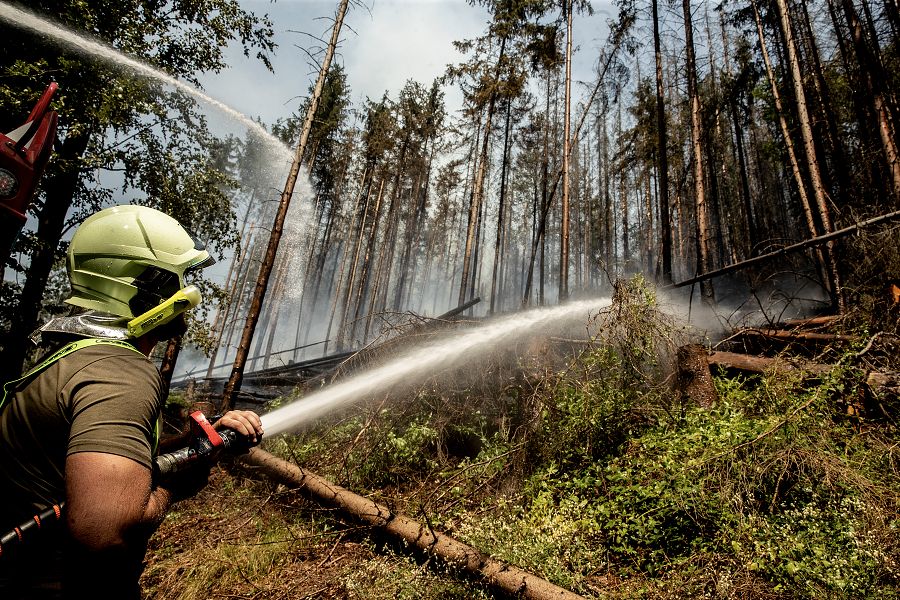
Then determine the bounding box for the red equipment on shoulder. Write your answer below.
[1,82,59,261]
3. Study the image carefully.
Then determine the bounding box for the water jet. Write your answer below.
[260,297,613,436]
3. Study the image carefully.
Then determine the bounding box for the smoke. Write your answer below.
[655,274,832,342]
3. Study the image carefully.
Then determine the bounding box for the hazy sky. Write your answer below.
[197,0,615,131]
[198,0,486,128]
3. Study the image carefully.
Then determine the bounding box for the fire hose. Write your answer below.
[0,504,63,559]
[0,411,258,558]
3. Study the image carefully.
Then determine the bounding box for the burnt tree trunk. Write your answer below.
[220,0,350,412]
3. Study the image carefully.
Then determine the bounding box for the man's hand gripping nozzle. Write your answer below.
[154,411,262,478]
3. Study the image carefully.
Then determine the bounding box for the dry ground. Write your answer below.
[141,466,493,600]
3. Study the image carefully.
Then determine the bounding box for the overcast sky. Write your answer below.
[197,0,616,133]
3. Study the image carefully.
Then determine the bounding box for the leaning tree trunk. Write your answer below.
[220,0,350,412]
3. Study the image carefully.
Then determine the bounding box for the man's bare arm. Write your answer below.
[65,410,262,550]
[65,452,172,551]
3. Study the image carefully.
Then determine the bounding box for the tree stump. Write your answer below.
[677,344,718,408]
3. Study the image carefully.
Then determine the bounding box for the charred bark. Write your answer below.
[677,344,718,408]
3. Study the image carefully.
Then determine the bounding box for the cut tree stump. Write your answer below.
[238,448,586,600]
[677,344,718,408]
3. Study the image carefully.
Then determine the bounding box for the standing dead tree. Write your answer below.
[220,0,351,412]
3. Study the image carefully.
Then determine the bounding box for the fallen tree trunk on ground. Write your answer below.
[867,371,900,390]
[708,351,898,420]
[737,328,860,344]
[709,351,898,394]
[239,448,586,600]
[708,351,833,375]
[779,315,842,328]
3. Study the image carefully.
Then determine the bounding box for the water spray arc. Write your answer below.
[0,1,292,164]
[260,297,612,436]
[0,1,324,384]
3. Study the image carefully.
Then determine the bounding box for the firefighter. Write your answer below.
[0,205,263,599]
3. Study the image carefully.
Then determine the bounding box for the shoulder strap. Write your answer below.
[0,338,142,411]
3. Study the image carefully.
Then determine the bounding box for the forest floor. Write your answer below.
[142,468,500,599]
[142,279,900,599]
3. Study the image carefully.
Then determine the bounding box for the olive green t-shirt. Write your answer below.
[0,343,162,523]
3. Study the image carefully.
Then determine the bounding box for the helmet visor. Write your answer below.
[129,267,181,315]
[183,227,216,273]
[185,253,216,273]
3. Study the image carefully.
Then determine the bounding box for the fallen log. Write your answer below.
[710,352,898,392]
[239,448,586,600]
[708,352,898,419]
[779,315,842,328]
[737,328,860,344]
[708,351,832,376]
[867,371,900,389]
